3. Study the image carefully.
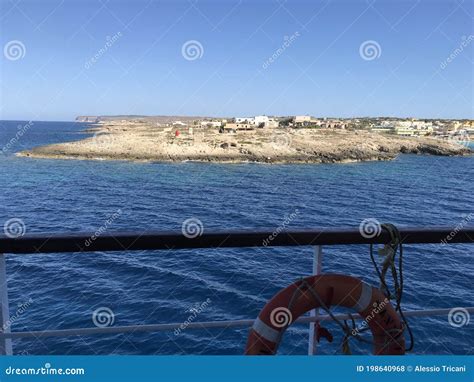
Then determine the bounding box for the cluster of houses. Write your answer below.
[172,115,473,141]
[372,120,435,136]
[371,119,474,138]
[199,116,279,130]
[198,115,348,131]
[79,115,473,141]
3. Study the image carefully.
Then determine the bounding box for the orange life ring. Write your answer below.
[245,274,405,355]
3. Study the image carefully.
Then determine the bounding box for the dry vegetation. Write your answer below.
[18,120,471,164]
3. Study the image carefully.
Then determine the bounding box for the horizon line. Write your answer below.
[1,115,474,123]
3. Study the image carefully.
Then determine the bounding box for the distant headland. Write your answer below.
[18,115,472,164]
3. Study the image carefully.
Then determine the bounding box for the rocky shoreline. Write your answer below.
[17,121,471,164]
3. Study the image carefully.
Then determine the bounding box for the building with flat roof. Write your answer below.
[235,117,255,124]
[200,120,223,128]
[254,115,269,126]
[294,115,312,127]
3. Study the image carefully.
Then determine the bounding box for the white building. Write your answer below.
[381,120,395,128]
[235,117,255,124]
[254,115,269,126]
[266,118,279,128]
[394,121,412,128]
[200,120,223,128]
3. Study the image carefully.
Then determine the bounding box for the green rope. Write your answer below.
[284,222,414,354]
[369,223,414,351]
[288,278,372,353]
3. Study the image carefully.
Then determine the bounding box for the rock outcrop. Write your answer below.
[18,121,471,164]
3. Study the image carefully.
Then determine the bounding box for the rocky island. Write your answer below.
[17,116,471,164]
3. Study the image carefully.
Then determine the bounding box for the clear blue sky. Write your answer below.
[1,0,473,121]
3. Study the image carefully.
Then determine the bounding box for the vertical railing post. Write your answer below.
[308,245,322,355]
[0,254,12,355]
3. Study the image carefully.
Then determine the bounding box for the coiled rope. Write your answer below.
[284,223,413,354]
[369,223,414,351]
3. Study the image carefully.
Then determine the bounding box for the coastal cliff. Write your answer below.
[18,121,471,164]
[75,116,100,123]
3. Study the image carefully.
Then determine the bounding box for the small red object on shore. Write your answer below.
[175,130,180,137]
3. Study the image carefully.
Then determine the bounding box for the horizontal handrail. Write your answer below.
[1,226,473,254]
[2,307,473,339]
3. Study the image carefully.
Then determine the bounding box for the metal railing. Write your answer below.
[0,226,473,355]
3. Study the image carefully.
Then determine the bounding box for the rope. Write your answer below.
[282,223,414,354]
[288,278,372,350]
[369,223,414,351]
[341,314,357,355]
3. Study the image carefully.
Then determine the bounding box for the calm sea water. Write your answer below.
[0,120,473,355]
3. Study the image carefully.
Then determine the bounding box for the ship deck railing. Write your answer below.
[0,226,473,355]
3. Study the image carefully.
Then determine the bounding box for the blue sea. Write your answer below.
[0,120,473,355]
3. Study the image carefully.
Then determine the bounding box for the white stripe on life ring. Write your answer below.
[352,282,373,312]
[252,317,282,344]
